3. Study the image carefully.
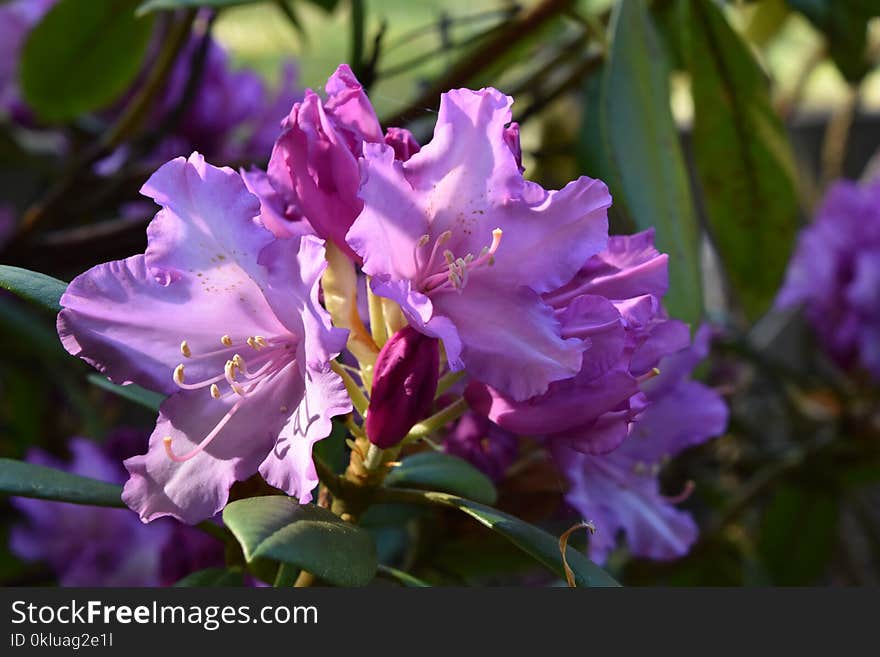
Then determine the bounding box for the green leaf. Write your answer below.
[787,0,878,82]
[758,484,838,585]
[376,564,431,588]
[384,452,497,505]
[137,0,265,15]
[223,496,377,587]
[0,265,66,313]
[684,0,800,320]
[21,0,155,123]
[174,567,245,587]
[87,374,164,412]
[601,0,702,326]
[0,458,124,508]
[383,489,620,587]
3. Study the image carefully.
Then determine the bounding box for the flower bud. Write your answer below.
[365,326,440,448]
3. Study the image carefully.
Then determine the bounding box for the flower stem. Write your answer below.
[405,398,469,444]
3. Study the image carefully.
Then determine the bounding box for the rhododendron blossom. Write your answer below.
[347,87,611,400]
[57,153,350,524]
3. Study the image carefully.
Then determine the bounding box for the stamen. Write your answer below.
[417,234,431,247]
[637,367,661,384]
[173,364,185,385]
[180,340,191,358]
[247,337,257,349]
[662,480,696,504]
[221,334,233,346]
[163,397,246,462]
[255,336,269,348]
[210,384,221,399]
[224,359,238,383]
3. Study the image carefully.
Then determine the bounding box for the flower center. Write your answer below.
[414,228,503,294]
[163,333,296,462]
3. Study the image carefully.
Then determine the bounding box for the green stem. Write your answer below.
[405,398,469,443]
[350,0,366,81]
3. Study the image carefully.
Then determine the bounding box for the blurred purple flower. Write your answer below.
[444,412,519,483]
[777,178,880,379]
[553,325,729,563]
[266,64,420,261]
[348,87,610,401]
[57,153,350,524]
[10,433,225,586]
[155,38,300,165]
[467,230,687,454]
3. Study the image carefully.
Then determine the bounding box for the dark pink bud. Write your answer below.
[365,326,439,448]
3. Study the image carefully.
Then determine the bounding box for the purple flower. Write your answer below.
[777,178,880,379]
[267,64,420,261]
[553,325,729,563]
[57,153,350,524]
[466,230,687,454]
[444,412,519,483]
[347,87,610,401]
[366,326,440,448]
[10,433,225,586]
[155,38,300,165]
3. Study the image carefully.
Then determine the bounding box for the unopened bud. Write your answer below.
[365,326,440,448]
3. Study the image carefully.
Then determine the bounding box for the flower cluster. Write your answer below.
[10,431,224,586]
[53,63,728,568]
[777,178,880,380]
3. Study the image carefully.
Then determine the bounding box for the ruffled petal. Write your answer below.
[259,365,351,502]
[122,360,305,524]
[435,282,582,400]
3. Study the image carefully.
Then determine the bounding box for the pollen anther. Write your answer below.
[180,340,191,358]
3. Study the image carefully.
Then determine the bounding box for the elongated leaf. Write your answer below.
[601,0,702,326]
[21,0,155,123]
[87,374,164,412]
[174,567,245,587]
[383,489,620,587]
[0,265,66,313]
[137,0,264,14]
[686,0,799,320]
[384,452,497,505]
[0,458,124,507]
[223,496,377,587]
[787,0,877,82]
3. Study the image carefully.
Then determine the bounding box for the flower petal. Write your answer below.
[259,365,350,502]
[122,360,305,524]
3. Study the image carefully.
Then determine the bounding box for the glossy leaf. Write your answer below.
[685,0,799,320]
[87,374,164,412]
[0,458,124,508]
[21,0,155,123]
[382,489,620,587]
[601,0,702,326]
[223,496,378,587]
[384,451,498,505]
[0,266,66,313]
[174,567,245,587]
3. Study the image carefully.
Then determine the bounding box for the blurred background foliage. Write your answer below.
[1,0,879,586]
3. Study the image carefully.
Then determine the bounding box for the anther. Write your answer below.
[221,334,233,346]
[247,337,257,349]
[173,364,185,385]
[255,336,269,348]
[180,340,191,358]
[224,359,238,382]
[210,384,221,399]
[417,234,431,247]
[232,354,245,370]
